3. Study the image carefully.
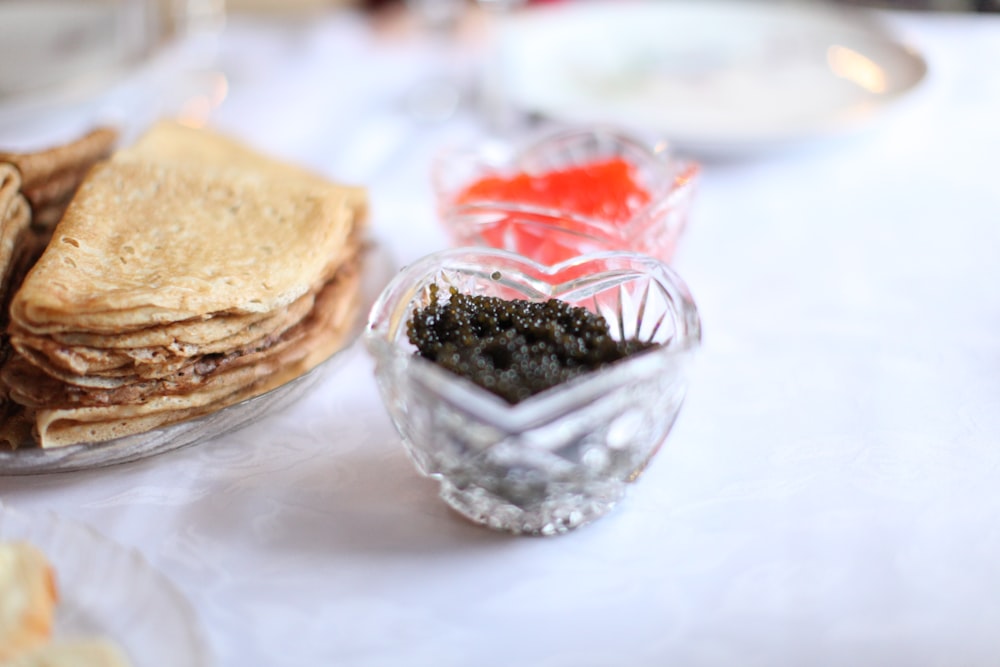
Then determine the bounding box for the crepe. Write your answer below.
[0,163,19,216]
[0,186,34,430]
[10,289,319,382]
[0,164,27,307]
[23,263,360,447]
[0,128,116,192]
[1,189,32,329]
[0,128,117,226]
[45,288,315,350]
[10,157,360,333]
[3,128,118,433]
[3,123,367,449]
[6,261,359,406]
[120,121,317,179]
[1,212,43,322]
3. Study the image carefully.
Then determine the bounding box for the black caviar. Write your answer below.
[407,285,657,404]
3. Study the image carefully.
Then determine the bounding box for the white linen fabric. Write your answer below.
[2,9,1000,667]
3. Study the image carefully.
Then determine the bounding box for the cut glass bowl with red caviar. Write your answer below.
[432,126,699,265]
[364,248,701,535]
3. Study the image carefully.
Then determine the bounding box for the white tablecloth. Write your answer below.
[3,7,1000,667]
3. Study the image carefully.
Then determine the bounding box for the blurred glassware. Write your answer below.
[433,126,699,264]
[392,0,526,130]
[475,0,527,135]
[836,0,980,9]
[225,0,347,11]
[364,247,701,535]
[0,0,226,149]
[402,0,467,122]
[498,0,928,159]
[400,0,529,130]
[0,1,165,98]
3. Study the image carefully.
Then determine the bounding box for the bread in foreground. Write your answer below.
[0,542,58,661]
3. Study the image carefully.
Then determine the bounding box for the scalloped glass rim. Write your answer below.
[0,240,396,475]
[0,503,211,666]
[364,247,701,427]
[432,125,699,245]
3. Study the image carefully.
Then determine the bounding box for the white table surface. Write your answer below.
[3,6,1000,667]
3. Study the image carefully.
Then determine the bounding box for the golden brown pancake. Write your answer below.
[119,121,318,178]
[1,192,33,413]
[10,286,321,379]
[7,265,358,406]
[3,123,367,449]
[6,260,358,400]
[0,165,27,301]
[0,127,117,204]
[1,194,31,323]
[21,162,94,213]
[0,170,34,448]
[28,264,361,447]
[45,289,315,350]
[10,158,361,334]
[117,121,368,230]
[0,163,20,213]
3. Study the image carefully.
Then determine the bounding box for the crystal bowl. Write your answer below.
[364,248,701,535]
[431,126,699,265]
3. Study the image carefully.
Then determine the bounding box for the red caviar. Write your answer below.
[456,157,650,224]
[453,157,652,265]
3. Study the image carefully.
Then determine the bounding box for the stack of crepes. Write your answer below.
[0,122,367,449]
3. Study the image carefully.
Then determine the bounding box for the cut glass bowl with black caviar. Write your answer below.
[431,126,699,265]
[364,247,701,535]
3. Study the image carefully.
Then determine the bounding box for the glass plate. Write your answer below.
[502,0,927,158]
[0,504,210,666]
[0,240,396,475]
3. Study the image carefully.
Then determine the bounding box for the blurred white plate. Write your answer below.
[502,0,927,157]
[0,0,184,150]
[0,0,143,98]
[0,505,210,667]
